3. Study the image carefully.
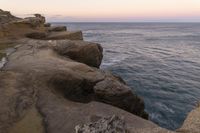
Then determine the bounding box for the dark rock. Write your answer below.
[25,32,47,39]
[48,26,67,32]
[93,76,148,119]
[44,23,51,27]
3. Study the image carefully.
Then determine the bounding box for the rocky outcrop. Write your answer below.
[0,38,159,133]
[53,40,103,67]
[44,23,51,27]
[3,39,146,117]
[15,14,45,27]
[75,115,127,133]
[45,31,83,40]
[0,9,19,24]
[0,9,199,133]
[48,26,67,32]
[0,9,82,40]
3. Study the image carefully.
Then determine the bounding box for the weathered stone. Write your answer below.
[75,115,127,133]
[2,9,198,133]
[176,105,200,133]
[3,39,147,119]
[46,31,83,40]
[94,77,148,119]
[48,26,67,32]
[25,32,47,39]
[53,40,103,68]
[44,23,51,27]
[16,14,45,28]
[0,9,19,24]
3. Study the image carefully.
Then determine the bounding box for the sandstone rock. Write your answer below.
[46,31,83,40]
[4,39,147,119]
[16,14,45,28]
[94,77,148,119]
[53,40,103,68]
[0,9,19,24]
[0,10,47,39]
[34,14,45,24]
[176,105,200,133]
[0,10,186,133]
[44,23,51,27]
[25,32,47,39]
[75,115,127,133]
[48,26,67,32]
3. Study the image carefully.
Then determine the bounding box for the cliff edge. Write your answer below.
[0,9,199,133]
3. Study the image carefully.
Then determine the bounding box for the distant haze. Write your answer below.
[1,0,200,22]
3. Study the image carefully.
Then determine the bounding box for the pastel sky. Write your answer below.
[1,0,200,22]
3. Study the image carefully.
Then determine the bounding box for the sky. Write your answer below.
[1,0,200,22]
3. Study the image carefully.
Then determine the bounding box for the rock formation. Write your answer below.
[0,9,199,133]
[0,9,19,24]
[75,115,127,133]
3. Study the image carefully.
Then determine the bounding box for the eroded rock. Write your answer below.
[0,9,19,24]
[48,26,67,32]
[45,31,83,40]
[75,115,127,133]
[53,40,103,67]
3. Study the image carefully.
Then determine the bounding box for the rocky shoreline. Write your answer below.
[0,9,199,133]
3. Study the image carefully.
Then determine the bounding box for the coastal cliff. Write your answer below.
[0,9,199,133]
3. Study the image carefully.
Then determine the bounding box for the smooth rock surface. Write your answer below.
[53,40,103,68]
[46,31,83,40]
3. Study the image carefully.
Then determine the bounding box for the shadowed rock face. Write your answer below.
[48,26,67,32]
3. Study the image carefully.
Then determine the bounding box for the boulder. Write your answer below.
[48,26,67,32]
[94,77,148,118]
[53,40,103,68]
[46,31,83,40]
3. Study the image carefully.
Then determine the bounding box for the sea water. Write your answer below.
[53,22,200,130]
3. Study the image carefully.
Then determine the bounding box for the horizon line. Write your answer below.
[49,21,200,23]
